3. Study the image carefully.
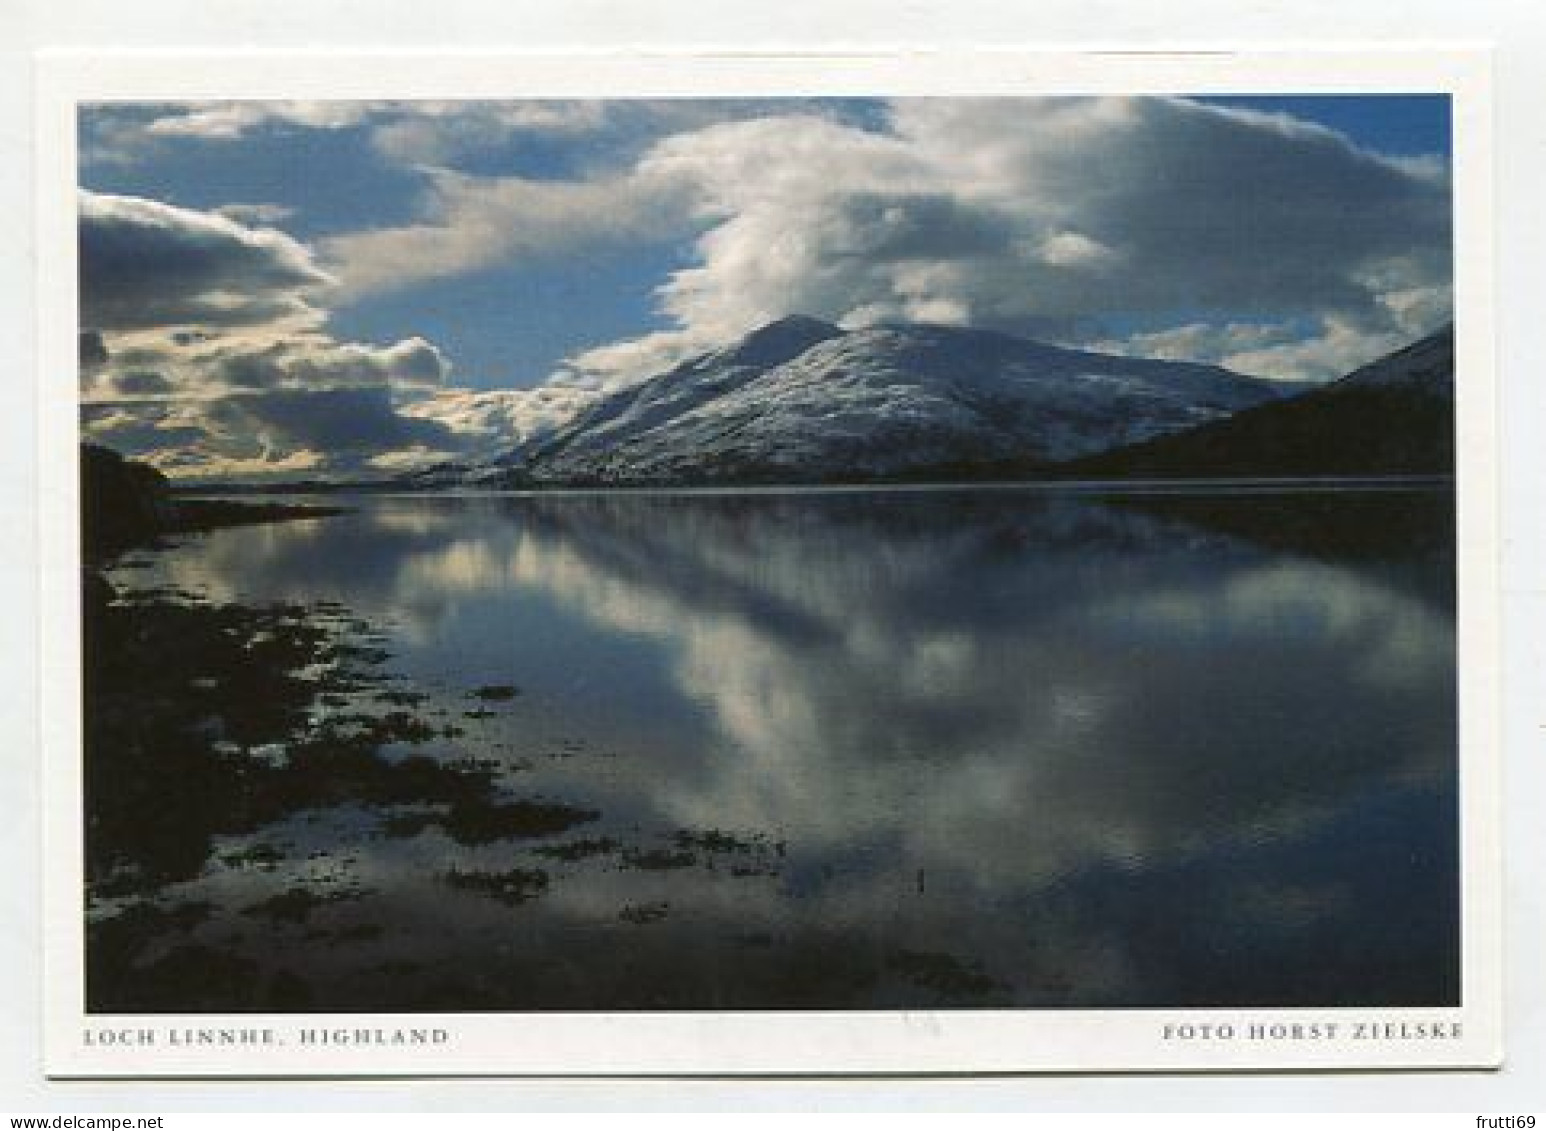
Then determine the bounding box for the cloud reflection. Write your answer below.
[125,488,1457,1005]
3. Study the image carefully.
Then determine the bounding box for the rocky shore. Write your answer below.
[81,443,344,561]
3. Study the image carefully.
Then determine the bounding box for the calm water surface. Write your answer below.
[95,485,1458,1010]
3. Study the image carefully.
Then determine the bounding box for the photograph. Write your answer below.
[38,53,1500,1076]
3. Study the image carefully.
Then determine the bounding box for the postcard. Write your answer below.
[35,47,1501,1076]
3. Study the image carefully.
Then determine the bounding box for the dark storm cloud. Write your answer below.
[80,401,206,457]
[82,387,473,480]
[1000,96,1451,318]
[208,387,459,456]
[824,193,1018,263]
[79,190,331,332]
[75,191,472,477]
[208,337,449,394]
[111,370,176,396]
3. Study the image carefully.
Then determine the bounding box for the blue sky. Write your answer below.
[1197,95,1450,158]
[81,98,887,391]
[77,95,1453,480]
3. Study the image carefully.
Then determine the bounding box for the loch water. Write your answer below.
[89,484,1459,1011]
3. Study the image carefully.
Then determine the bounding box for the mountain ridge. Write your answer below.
[1059,324,1454,480]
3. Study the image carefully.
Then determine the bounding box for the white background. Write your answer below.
[2,0,1543,1114]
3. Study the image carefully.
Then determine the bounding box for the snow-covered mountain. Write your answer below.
[471,316,1285,486]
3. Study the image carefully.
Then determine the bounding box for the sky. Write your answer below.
[77,95,1453,481]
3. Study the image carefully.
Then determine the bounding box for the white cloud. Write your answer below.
[369,101,608,163]
[329,97,1447,387]
[1036,231,1122,270]
[214,202,297,226]
[79,96,1455,478]
[1208,318,1418,383]
[320,166,683,296]
[141,100,373,140]
[557,328,711,388]
[658,96,1449,377]
[85,99,615,168]
[135,95,1449,388]
[401,384,602,453]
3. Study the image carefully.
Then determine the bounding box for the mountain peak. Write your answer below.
[720,314,843,369]
[758,313,840,335]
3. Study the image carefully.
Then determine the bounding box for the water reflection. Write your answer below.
[99,487,1457,1009]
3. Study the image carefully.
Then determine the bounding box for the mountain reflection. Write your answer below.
[124,487,1457,1007]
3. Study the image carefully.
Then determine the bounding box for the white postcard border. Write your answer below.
[35,46,1501,1077]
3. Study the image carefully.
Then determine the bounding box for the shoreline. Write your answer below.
[180,472,1457,502]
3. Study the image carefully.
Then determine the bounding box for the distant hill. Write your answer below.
[81,443,180,557]
[80,443,343,560]
[1056,326,1454,479]
[462,316,1284,487]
